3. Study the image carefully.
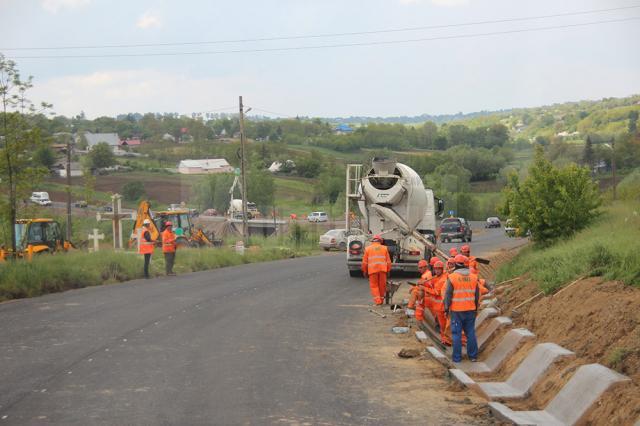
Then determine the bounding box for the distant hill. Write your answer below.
[323,110,511,125]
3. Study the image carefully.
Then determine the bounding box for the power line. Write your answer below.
[2,4,639,51]
[6,16,639,59]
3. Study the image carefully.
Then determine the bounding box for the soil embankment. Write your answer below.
[488,248,640,425]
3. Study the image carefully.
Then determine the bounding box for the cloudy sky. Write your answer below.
[1,0,639,118]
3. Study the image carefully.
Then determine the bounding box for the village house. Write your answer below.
[177,159,234,175]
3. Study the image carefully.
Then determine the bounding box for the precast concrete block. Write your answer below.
[477,316,512,351]
[475,307,498,328]
[453,328,535,375]
[488,364,630,426]
[451,343,574,400]
[415,331,428,343]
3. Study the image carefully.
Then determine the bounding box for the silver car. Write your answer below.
[319,229,362,251]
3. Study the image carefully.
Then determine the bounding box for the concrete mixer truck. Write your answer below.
[345,159,444,277]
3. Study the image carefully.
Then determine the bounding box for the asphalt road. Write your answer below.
[0,227,525,425]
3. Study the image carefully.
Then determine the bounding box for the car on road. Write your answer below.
[439,217,472,242]
[308,211,328,223]
[30,192,52,206]
[485,216,501,228]
[319,228,363,251]
[504,219,516,237]
[100,205,113,212]
[73,200,88,208]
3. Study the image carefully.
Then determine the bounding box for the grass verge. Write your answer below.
[0,245,307,302]
[495,201,640,293]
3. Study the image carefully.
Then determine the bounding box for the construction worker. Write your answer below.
[162,221,177,276]
[410,259,431,320]
[444,254,480,363]
[428,260,450,345]
[361,235,392,305]
[460,245,478,274]
[139,219,155,279]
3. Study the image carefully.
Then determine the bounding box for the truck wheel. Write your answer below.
[338,242,347,251]
[349,270,361,278]
[323,247,330,251]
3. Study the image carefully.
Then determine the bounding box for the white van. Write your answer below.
[30,192,52,206]
[308,211,328,222]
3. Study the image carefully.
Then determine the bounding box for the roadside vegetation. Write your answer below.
[0,244,311,302]
[496,200,640,293]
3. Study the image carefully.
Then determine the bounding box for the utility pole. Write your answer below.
[239,96,249,239]
[66,134,72,240]
[611,137,617,201]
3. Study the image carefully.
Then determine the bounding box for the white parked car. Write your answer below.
[30,192,52,206]
[319,229,363,251]
[308,211,328,223]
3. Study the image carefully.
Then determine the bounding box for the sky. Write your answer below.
[1,0,639,119]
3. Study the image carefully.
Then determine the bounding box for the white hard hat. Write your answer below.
[143,219,151,225]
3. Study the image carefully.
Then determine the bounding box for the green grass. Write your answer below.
[286,144,364,162]
[0,245,307,302]
[496,201,640,293]
[273,176,336,217]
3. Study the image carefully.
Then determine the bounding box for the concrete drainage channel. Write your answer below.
[409,289,635,425]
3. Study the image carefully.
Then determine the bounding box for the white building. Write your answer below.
[177,159,234,175]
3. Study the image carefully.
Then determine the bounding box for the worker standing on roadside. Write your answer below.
[444,254,480,363]
[139,219,155,279]
[460,245,478,274]
[162,221,177,276]
[362,235,392,306]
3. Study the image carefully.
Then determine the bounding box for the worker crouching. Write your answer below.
[162,221,177,276]
[444,254,480,363]
[361,235,392,305]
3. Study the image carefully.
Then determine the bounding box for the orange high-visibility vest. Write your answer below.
[449,272,478,312]
[139,230,155,255]
[429,274,447,312]
[162,229,177,253]
[362,242,391,274]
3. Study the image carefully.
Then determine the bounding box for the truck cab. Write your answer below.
[30,192,52,206]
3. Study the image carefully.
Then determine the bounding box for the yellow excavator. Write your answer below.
[129,201,217,249]
[0,218,74,261]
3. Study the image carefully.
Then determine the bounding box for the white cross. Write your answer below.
[88,228,104,252]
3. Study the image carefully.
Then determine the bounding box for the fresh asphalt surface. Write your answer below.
[0,226,524,425]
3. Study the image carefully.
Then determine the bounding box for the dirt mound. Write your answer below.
[497,277,640,424]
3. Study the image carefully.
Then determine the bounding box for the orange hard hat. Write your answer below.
[454,254,468,265]
[417,259,428,268]
[372,234,383,242]
[434,260,444,269]
[165,221,173,227]
[449,247,458,257]
[461,244,470,254]
[429,256,439,266]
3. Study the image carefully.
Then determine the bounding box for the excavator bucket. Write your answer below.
[130,201,160,247]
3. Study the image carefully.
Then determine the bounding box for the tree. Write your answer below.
[247,166,275,213]
[500,145,601,243]
[296,150,323,178]
[122,181,146,202]
[33,145,56,170]
[582,135,594,168]
[629,110,639,134]
[88,142,115,168]
[0,55,49,255]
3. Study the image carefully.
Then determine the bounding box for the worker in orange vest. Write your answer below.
[460,245,478,274]
[162,221,177,276]
[444,254,480,362]
[409,259,428,308]
[429,260,451,345]
[139,219,156,279]
[361,235,392,305]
